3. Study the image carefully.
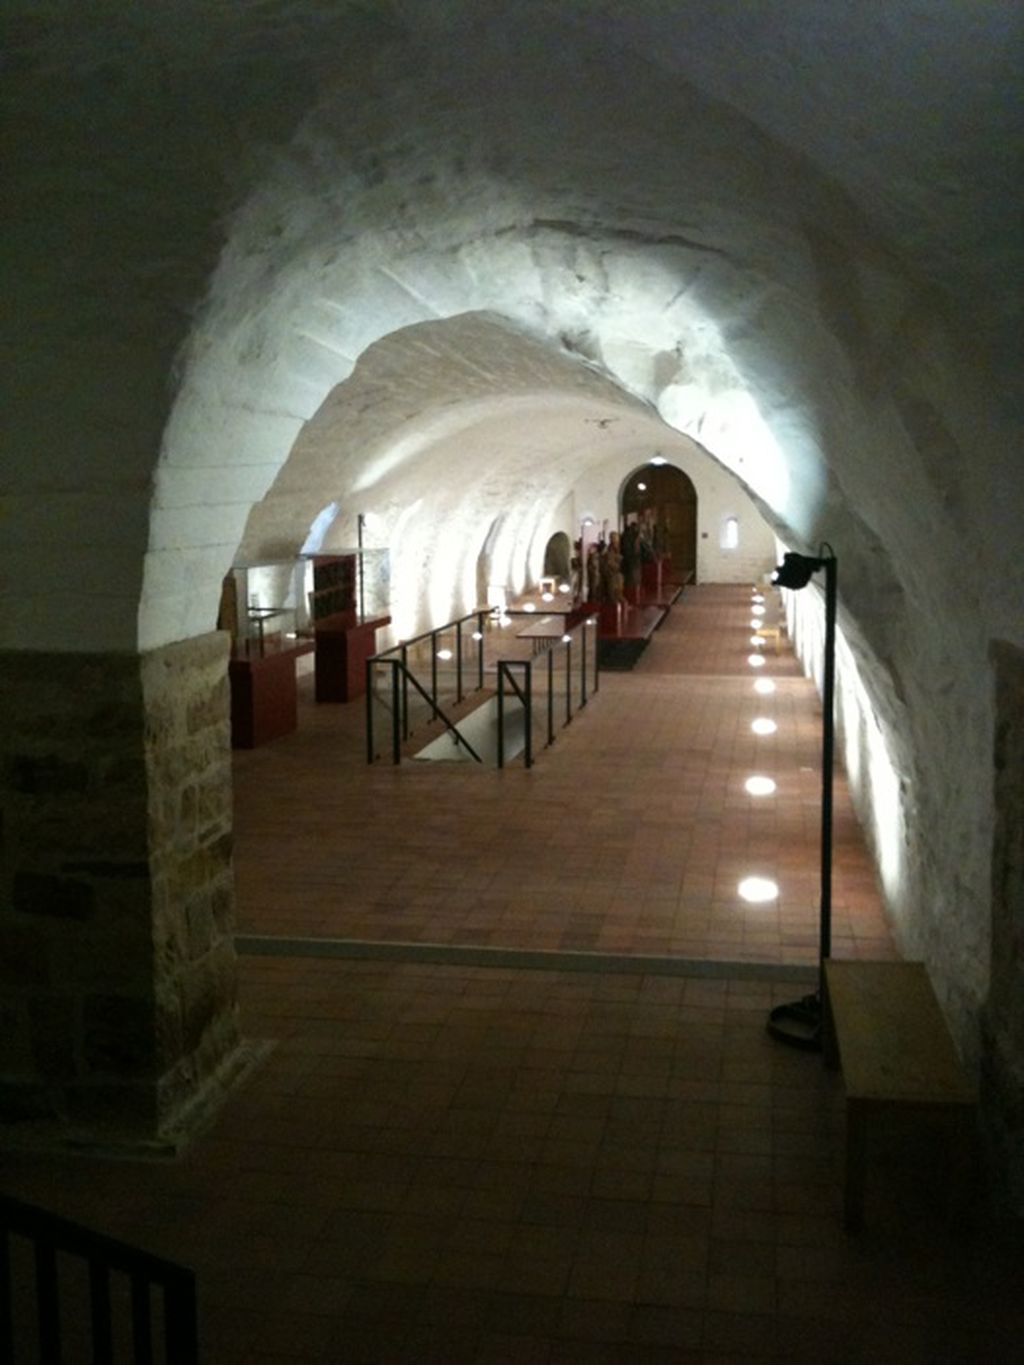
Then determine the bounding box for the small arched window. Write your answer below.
[722,516,739,550]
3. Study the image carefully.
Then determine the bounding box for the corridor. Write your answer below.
[233,585,895,968]
[3,587,1019,1363]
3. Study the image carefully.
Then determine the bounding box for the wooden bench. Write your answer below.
[822,960,977,1231]
[754,622,784,653]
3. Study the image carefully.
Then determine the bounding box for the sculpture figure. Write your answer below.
[603,531,625,604]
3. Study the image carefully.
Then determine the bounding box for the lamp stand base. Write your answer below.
[767,992,822,1051]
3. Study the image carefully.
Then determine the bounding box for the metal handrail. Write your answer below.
[370,609,485,661]
[365,657,483,764]
[366,604,600,767]
[402,663,483,763]
[497,659,532,769]
[1,1193,199,1363]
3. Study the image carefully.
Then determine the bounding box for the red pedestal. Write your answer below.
[315,615,391,702]
[229,649,303,749]
[641,556,665,599]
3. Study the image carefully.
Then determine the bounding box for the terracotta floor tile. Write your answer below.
[3,590,1017,1362]
[233,587,894,967]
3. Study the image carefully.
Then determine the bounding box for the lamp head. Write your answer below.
[772,552,823,590]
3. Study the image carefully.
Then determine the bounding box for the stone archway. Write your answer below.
[621,462,698,583]
[542,531,572,581]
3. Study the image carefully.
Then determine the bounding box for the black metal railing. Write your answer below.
[497,659,532,768]
[366,605,599,768]
[365,656,484,765]
[1,1194,199,1364]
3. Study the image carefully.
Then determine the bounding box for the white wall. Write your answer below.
[567,447,777,584]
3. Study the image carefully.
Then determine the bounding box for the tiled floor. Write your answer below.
[2,958,1021,1362]
[233,585,895,966]
[6,585,1018,1363]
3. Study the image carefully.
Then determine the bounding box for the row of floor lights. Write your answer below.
[739,585,780,904]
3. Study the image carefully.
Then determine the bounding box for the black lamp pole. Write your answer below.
[357,513,366,622]
[767,544,837,1050]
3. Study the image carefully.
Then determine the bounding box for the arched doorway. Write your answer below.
[621,462,698,583]
[542,531,572,581]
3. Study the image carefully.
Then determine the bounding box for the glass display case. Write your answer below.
[222,561,307,658]
[221,551,392,728]
[305,549,392,703]
[242,606,298,658]
[222,550,391,652]
[303,548,390,626]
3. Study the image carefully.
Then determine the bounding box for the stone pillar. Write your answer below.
[0,632,244,1150]
[982,640,1024,1215]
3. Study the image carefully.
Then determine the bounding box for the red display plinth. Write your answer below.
[641,555,670,599]
[315,615,391,702]
[229,648,307,749]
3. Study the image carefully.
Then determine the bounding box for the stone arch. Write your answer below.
[620,462,698,584]
[2,1,1019,1188]
[134,46,1004,1090]
[542,532,572,582]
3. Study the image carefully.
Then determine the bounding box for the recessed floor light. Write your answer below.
[471,631,484,641]
[752,604,766,616]
[748,654,766,668]
[562,634,572,643]
[523,602,536,613]
[750,634,764,647]
[745,775,777,795]
[436,648,453,661]
[738,876,779,903]
[754,678,775,694]
[751,718,777,735]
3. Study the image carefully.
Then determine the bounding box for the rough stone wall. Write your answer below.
[142,633,241,1130]
[982,641,1024,1214]
[0,634,239,1144]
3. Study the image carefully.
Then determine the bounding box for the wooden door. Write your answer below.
[621,464,697,582]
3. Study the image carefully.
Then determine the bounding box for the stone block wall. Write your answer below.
[0,632,241,1146]
[982,640,1024,1215]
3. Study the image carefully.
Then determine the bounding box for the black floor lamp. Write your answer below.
[767,544,837,1051]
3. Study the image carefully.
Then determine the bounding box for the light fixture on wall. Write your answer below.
[767,545,837,1051]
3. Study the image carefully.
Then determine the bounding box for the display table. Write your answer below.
[315,615,391,702]
[229,644,312,748]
